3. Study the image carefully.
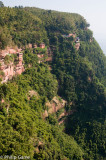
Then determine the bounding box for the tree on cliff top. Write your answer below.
[0,1,4,7]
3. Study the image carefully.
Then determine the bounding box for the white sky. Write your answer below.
[2,0,106,54]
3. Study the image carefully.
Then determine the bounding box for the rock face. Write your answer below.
[0,48,17,58]
[42,96,76,125]
[75,42,80,50]
[33,44,37,48]
[15,53,24,75]
[37,54,44,58]
[0,48,24,83]
[43,96,66,118]
[0,62,14,83]
[40,43,45,49]
[26,43,32,49]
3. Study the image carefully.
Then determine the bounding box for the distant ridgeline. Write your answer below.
[0,6,106,160]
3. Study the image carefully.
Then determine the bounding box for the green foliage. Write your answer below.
[0,26,12,49]
[24,64,58,100]
[23,48,38,67]
[0,7,48,48]
[4,54,14,64]
[0,68,83,159]
[79,39,106,87]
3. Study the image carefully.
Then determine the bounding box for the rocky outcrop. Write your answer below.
[15,53,24,75]
[58,109,76,125]
[37,46,53,63]
[75,42,80,50]
[0,47,22,57]
[28,90,39,99]
[42,96,76,125]
[40,43,45,49]
[0,61,14,83]
[43,96,66,118]
[0,48,24,83]
[45,57,52,62]
[37,54,44,58]
[62,33,76,38]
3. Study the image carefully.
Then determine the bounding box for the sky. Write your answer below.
[2,0,106,55]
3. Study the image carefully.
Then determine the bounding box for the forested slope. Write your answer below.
[0,6,106,160]
[0,7,48,49]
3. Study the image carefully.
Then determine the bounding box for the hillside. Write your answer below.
[0,6,106,160]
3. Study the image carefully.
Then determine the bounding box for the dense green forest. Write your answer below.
[0,5,106,160]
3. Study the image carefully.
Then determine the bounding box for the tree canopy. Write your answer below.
[0,1,4,7]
